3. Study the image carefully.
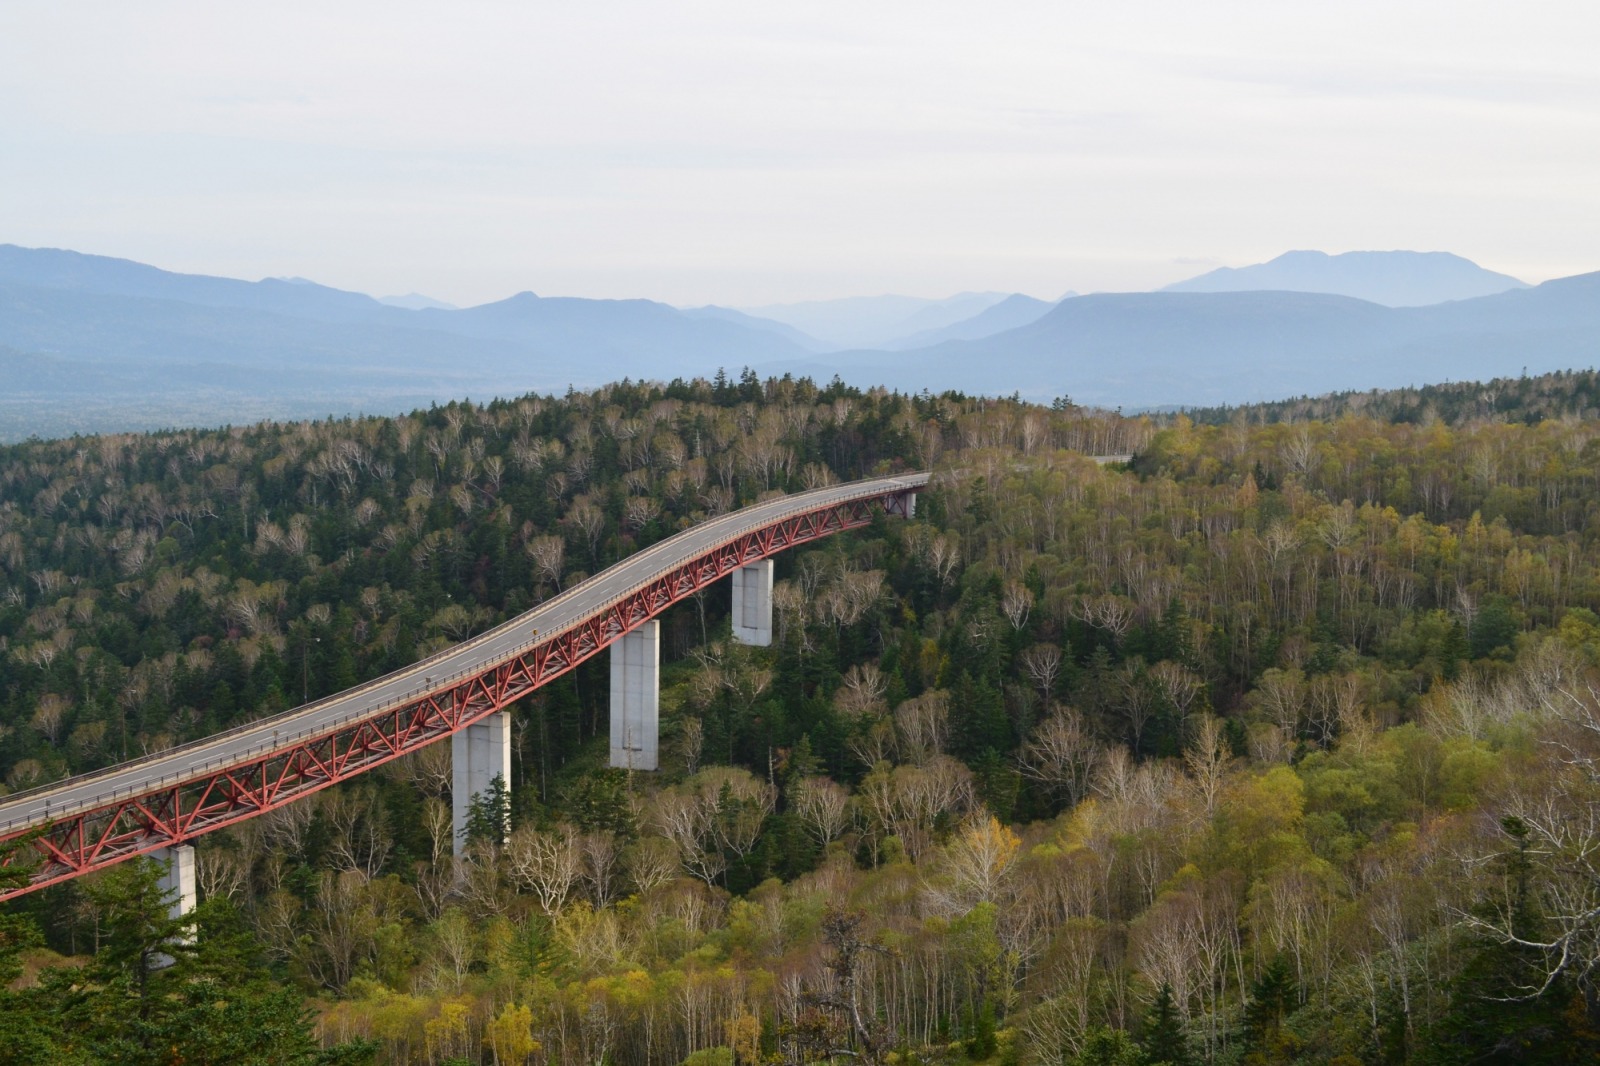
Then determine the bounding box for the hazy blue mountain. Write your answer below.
[884,293,1056,350]
[739,292,1011,348]
[759,273,1600,410]
[887,292,1017,337]
[408,291,810,373]
[1162,250,1528,307]
[0,278,810,385]
[0,278,539,376]
[379,292,457,310]
[680,305,831,351]
[779,291,1400,407]
[0,245,818,438]
[6,242,1595,439]
[0,244,386,322]
[0,245,811,378]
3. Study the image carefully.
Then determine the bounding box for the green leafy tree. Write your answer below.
[1071,1027,1145,1066]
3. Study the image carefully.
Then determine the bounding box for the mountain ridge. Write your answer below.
[1162,249,1528,307]
[883,293,1058,350]
[758,274,1600,410]
[1,242,1596,439]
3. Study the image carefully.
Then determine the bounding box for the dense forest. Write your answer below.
[4,369,1600,1063]
[1184,367,1600,427]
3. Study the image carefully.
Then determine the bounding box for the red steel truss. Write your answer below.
[0,486,916,900]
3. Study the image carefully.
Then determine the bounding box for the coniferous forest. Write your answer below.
[7,371,1600,1063]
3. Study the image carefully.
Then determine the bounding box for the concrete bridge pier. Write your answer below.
[731,559,773,647]
[149,844,196,965]
[610,620,660,771]
[452,710,511,855]
[153,843,196,921]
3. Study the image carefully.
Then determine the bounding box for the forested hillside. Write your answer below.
[4,373,1600,1064]
[1184,367,1600,427]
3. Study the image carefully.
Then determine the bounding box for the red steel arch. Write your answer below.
[0,474,926,900]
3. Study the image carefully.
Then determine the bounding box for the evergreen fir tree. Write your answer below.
[462,773,511,846]
[1142,983,1191,1066]
[30,859,377,1065]
[1241,955,1302,1065]
[786,733,823,786]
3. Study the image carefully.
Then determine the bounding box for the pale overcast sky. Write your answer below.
[2,1,1596,306]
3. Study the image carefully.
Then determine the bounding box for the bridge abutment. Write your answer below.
[452,710,511,855]
[609,620,660,770]
[731,559,774,647]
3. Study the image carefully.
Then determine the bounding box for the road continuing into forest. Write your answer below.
[0,472,929,898]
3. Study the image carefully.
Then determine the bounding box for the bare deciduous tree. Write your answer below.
[565,496,607,565]
[925,813,1021,914]
[623,836,681,896]
[893,690,950,765]
[834,662,887,717]
[1072,593,1137,640]
[196,844,249,902]
[1183,714,1230,817]
[1149,660,1205,732]
[1001,580,1034,630]
[526,535,566,593]
[791,775,852,846]
[579,830,622,907]
[29,693,69,744]
[507,823,583,914]
[681,715,705,775]
[652,767,775,886]
[1017,643,1064,703]
[925,533,961,588]
[1020,705,1101,806]
[323,786,393,879]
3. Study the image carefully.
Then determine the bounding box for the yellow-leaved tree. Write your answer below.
[485,1001,539,1065]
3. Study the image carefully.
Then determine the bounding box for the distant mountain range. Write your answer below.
[0,243,1593,440]
[767,273,1600,409]
[1162,250,1528,306]
[0,245,818,438]
[679,305,831,351]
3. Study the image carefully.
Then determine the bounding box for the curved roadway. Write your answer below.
[0,472,929,836]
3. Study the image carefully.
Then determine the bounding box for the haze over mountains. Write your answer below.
[0,242,1594,440]
[378,293,458,311]
[735,291,1018,349]
[786,276,1600,410]
[1162,250,1529,306]
[881,293,1058,350]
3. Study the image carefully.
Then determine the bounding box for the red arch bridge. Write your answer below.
[0,473,928,907]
